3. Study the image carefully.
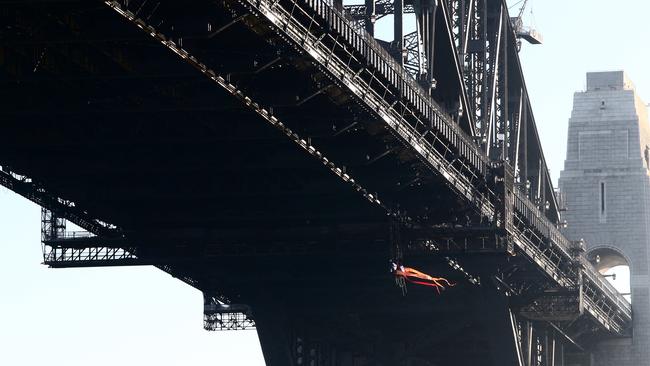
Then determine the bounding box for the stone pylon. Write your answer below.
[560,71,650,365]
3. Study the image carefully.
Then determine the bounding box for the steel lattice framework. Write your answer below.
[0,0,632,365]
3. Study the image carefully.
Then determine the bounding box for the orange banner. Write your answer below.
[394,266,455,294]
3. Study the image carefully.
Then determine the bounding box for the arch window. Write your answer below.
[588,247,631,302]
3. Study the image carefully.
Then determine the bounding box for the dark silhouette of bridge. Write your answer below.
[0,0,631,365]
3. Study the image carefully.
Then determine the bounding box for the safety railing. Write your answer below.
[581,258,632,315]
[512,188,631,324]
[513,189,571,256]
[53,230,95,239]
[43,246,136,265]
[301,0,489,178]
[256,0,632,329]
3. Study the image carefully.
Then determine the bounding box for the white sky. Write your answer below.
[0,0,647,364]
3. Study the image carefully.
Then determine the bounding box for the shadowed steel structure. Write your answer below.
[0,0,632,365]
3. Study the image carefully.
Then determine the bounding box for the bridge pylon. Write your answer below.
[560,71,649,365]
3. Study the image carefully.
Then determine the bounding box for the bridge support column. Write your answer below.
[560,71,645,365]
[251,294,294,366]
[245,277,559,366]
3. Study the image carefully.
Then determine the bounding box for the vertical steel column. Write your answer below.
[426,0,438,90]
[510,310,526,366]
[480,0,488,142]
[547,333,556,366]
[427,0,438,89]
[415,0,438,91]
[520,100,528,196]
[525,321,533,366]
[40,207,66,263]
[463,0,488,144]
[500,7,509,162]
[255,302,294,366]
[459,0,467,56]
[365,0,376,35]
[512,91,523,178]
[555,341,564,366]
[474,288,525,366]
[394,0,404,65]
[41,207,66,241]
[485,2,503,159]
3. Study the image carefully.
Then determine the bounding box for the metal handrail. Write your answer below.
[302,0,489,176]
[581,259,632,313]
[59,231,96,239]
[512,189,631,317]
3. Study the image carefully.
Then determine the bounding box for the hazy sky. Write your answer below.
[1,1,647,364]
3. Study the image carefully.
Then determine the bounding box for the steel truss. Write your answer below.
[0,166,119,237]
[203,294,256,331]
[402,30,426,77]
[40,208,138,267]
[344,0,415,22]
[339,0,558,220]
[0,167,202,285]
[449,0,558,219]
[0,0,632,342]
[44,245,138,267]
[0,166,143,267]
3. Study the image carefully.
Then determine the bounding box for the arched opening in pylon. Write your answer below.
[588,247,631,302]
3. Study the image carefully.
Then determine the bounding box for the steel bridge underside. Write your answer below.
[0,1,631,365]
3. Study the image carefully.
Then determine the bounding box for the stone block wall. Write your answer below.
[559,71,650,365]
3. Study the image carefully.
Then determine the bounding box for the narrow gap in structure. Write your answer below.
[600,182,606,215]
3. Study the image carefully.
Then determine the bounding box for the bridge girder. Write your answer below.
[0,0,633,364]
